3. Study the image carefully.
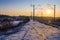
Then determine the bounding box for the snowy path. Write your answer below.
[0,20,60,40]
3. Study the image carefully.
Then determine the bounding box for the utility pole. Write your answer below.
[30,12,32,19]
[41,8,43,19]
[54,5,56,22]
[32,5,35,20]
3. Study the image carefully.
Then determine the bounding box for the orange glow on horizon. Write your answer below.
[0,9,60,17]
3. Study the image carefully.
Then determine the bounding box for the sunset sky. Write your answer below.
[0,0,60,17]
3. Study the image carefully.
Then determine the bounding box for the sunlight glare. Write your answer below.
[46,9,52,14]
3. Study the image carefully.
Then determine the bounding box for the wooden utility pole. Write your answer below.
[54,5,56,21]
[32,5,35,20]
[41,8,43,19]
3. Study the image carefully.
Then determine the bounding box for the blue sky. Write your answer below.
[0,0,60,9]
[0,0,60,17]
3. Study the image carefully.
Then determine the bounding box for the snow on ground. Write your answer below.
[0,20,60,40]
[11,21,23,26]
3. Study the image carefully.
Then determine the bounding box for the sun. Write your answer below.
[46,9,52,14]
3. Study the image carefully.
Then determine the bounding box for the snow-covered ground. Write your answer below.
[0,20,60,40]
[11,21,23,26]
